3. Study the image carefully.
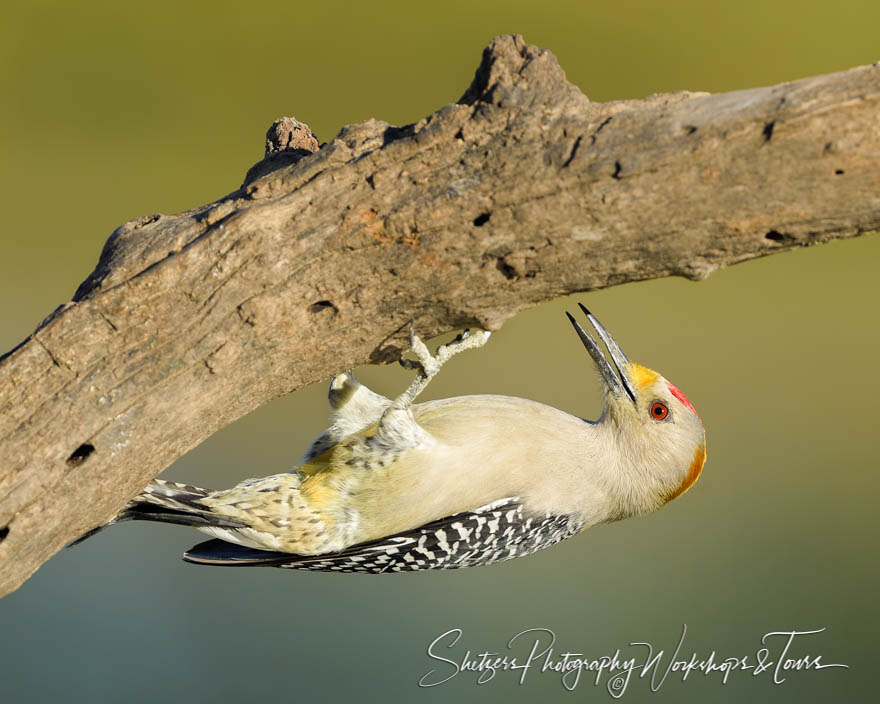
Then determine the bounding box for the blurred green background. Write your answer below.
[1,1,878,702]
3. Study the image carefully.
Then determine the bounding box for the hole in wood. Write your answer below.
[67,443,95,467]
[765,230,795,243]
[473,212,491,227]
[310,300,338,314]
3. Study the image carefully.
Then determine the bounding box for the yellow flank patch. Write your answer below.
[627,363,660,391]
[666,445,707,502]
[301,471,338,512]
[299,449,333,476]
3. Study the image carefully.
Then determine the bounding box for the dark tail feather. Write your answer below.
[67,479,246,548]
[184,539,293,566]
[67,525,109,548]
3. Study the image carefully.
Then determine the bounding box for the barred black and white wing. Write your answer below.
[183,497,583,572]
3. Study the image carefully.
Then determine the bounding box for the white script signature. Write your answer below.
[418,625,847,696]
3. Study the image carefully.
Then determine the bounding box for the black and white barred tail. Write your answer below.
[68,480,245,547]
[183,498,583,573]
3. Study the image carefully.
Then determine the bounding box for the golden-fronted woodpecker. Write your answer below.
[73,305,706,572]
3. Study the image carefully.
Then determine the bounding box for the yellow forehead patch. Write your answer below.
[627,363,659,390]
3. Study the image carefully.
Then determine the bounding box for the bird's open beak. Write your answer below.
[566,304,637,404]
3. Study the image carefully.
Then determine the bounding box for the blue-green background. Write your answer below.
[1,1,877,702]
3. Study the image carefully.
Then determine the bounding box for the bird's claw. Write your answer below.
[392,327,491,413]
[399,328,491,381]
[436,329,491,364]
[399,331,438,379]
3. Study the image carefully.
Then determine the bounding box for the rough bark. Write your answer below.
[1,34,877,596]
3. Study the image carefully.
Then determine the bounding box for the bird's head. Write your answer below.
[567,304,707,506]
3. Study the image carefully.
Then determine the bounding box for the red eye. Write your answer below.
[650,402,669,421]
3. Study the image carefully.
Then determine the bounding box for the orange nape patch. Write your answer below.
[665,445,707,503]
[627,363,659,390]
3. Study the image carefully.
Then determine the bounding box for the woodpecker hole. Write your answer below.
[473,212,491,227]
[612,161,623,179]
[309,300,338,315]
[67,443,95,467]
[762,120,776,142]
[0,526,8,543]
[684,125,698,135]
[835,169,845,175]
[765,230,796,243]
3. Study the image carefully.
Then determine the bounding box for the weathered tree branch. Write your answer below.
[1,34,877,596]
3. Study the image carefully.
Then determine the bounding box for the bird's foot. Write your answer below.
[394,328,491,409]
[435,328,492,366]
[368,328,490,451]
[398,330,439,379]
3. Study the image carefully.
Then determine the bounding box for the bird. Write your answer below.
[72,305,706,573]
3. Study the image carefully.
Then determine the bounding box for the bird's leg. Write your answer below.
[394,328,491,410]
[372,329,490,451]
